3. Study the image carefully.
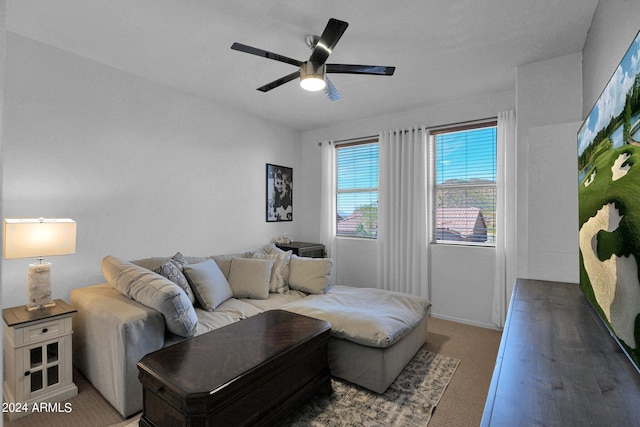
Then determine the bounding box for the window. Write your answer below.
[432,121,497,245]
[336,140,379,238]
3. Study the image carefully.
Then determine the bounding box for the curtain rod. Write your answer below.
[335,135,378,144]
[330,130,405,146]
[317,135,378,147]
[428,116,497,132]
[318,116,498,146]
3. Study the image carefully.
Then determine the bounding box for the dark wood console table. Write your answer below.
[138,310,331,427]
[276,241,326,258]
[481,279,640,426]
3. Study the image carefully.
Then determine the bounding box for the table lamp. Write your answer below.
[3,218,77,310]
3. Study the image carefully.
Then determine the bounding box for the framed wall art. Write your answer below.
[266,164,293,222]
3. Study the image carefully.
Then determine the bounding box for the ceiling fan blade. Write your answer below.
[231,42,302,67]
[326,64,396,75]
[257,71,300,92]
[309,18,349,65]
[325,76,341,101]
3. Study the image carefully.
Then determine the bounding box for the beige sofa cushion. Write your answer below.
[246,250,293,293]
[101,256,197,337]
[193,298,264,336]
[183,259,233,311]
[289,256,334,294]
[281,286,432,348]
[209,253,246,279]
[131,254,209,272]
[240,290,307,312]
[227,257,273,299]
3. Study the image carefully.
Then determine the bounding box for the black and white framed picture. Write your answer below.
[266,164,293,222]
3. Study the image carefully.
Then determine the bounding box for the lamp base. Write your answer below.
[26,261,54,311]
[26,300,57,311]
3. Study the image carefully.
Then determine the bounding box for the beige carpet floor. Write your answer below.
[2,316,501,427]
[2,366,128,427]
[426,316,503,427]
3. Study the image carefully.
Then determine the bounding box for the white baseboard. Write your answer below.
[429,313,502,331]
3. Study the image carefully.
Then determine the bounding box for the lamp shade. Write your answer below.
[3,218,77,259]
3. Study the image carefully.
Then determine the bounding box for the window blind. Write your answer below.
[336,142,379,238]
[433,124,497,244]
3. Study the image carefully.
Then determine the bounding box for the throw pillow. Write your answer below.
[130,256,171,271]
[171,251,187,267]
[258,243,286,255]
[130,251,187,271]
[153,259,195,305]
[246,250,292,293]
[101,255,197,337]
[288,255,334,294]
[227,257,274,299]
[183,259,234,311]
[209,253,247,279]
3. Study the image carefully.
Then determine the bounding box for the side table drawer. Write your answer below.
[27,319,62,343]
[7,317,72,347]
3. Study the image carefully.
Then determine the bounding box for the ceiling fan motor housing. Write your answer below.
[300,61,326,91]
[305,35,320,50]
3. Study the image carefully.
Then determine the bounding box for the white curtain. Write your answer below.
[376,127,430,297]
[492,110,516,328]
[319,140,337,284]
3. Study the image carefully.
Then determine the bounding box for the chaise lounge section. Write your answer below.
[71,246,431,418]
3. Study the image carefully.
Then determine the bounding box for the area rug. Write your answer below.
[115,350,458,427]
[282,350,459,426]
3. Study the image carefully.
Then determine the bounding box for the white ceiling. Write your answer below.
[6,0,599,132]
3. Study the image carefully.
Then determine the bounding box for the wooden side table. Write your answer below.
[3,299,78,420]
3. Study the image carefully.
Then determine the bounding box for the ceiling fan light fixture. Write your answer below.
[231,18,394,100]
[300,62,326,91]
[300,76,326,91]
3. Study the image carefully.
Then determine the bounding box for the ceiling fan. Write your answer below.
[230,18,395,101]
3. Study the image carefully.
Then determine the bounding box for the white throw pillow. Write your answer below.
[183,259,234,311]
[258,243,286,255]
[227,257,274,299]
[288,256,334,294]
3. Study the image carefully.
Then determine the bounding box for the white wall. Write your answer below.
[582,0,640,117]
[299,91,515,328]
[515,53,584,290]
[1,34,302,308]
[526,121,581,283]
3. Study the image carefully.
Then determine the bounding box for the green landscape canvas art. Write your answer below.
[578,30,640,371]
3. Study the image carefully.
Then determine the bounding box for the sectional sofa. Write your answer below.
[70,245,432,418]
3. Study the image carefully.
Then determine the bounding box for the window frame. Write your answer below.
[430,119,498,247]
[335,138,379,239]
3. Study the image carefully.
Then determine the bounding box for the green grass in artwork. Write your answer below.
[578,144,640,365]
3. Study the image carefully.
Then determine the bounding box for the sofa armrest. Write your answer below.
[71,283,165,418]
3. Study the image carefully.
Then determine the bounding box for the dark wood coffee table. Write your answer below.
[137,309,332,427]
